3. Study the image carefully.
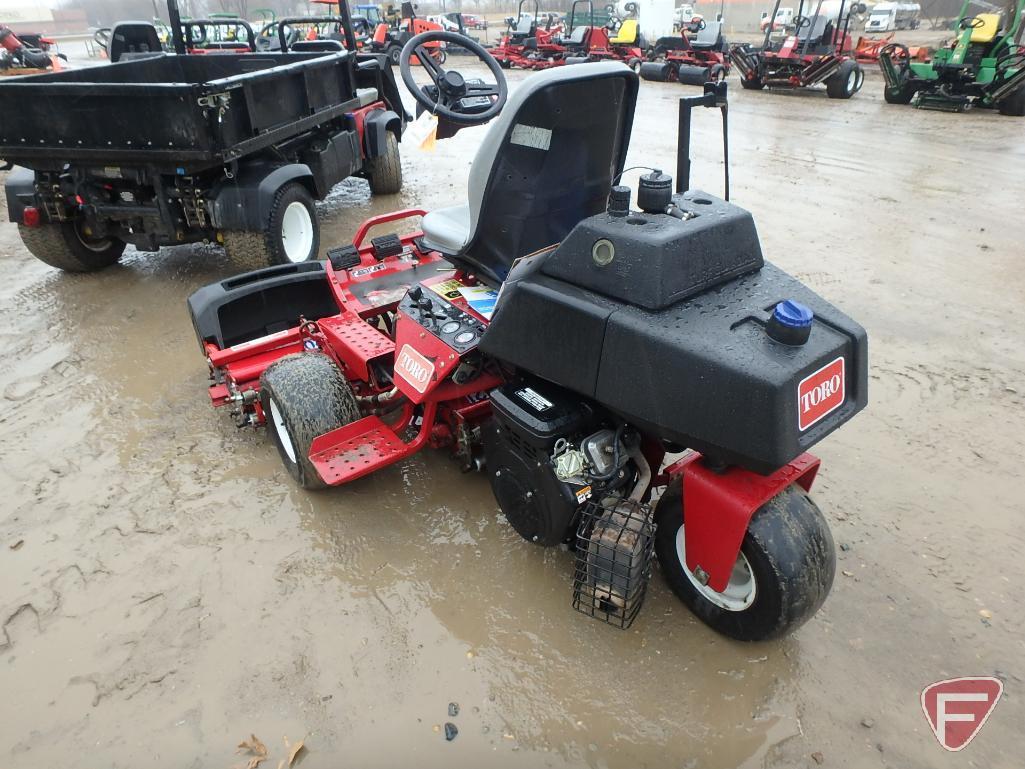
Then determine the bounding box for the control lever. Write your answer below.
[676,80,729,201]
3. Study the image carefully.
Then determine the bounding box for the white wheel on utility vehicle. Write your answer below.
[281,201,314,263]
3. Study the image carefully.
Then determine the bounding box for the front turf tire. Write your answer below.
[18,221,125,272]
[740,75,765,90]
[654,480,836,641]
[364,130,403,195]
[259,353,361,489]
[223,182,320,269]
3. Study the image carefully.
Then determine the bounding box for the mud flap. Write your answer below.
[665,452,820,592]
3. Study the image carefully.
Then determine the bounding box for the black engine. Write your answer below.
[482,379,635,546]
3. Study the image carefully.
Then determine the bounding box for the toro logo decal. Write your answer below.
[798,357,845,431]
[394,344,435,394]
[921,677,1003,752]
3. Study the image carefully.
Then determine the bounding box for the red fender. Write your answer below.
[665,452,821,592]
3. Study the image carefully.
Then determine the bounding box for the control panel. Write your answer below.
[399,283,488,354]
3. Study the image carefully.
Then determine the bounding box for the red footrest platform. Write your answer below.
[308,415,410,485]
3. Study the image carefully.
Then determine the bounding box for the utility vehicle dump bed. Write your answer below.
[0,52,393,172]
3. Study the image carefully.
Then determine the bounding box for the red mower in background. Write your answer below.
[731,0,868,98]
[0,25,63,74]
[189,34,868,641]
[366,1,447,65]
[640,16,731,84]
[490,0,564,69]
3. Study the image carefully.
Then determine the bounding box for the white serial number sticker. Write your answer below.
[510,124,552,151]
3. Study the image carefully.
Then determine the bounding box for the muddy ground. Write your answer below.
[1,65,1023,769]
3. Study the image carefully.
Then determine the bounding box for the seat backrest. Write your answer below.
[457,62,637,285]
[290,39,346,52]
[109,22,163,63]
[567,24,589,44]
[798,15,831,41]
[610,19,638,44]
[513,15,535,34]
[690,21,722,48]
[969,13,1002,43]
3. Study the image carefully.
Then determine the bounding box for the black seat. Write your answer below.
[108,22,163,63]
[419,62,638,285]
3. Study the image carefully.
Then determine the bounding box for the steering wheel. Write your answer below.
[958,16,986,29]
[792,15,811,29]
[399,30,508,125]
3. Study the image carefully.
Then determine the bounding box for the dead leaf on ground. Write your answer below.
[282,736,305,767]
[9,539,24,551]
[237,734,269,769]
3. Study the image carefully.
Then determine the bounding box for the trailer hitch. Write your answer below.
[675,80,729,201]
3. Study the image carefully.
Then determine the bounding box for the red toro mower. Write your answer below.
[0,26,62,74]
[731,0,868,98]
[639,17,731,85]
[189,33,867,641]
[490,0,565,69]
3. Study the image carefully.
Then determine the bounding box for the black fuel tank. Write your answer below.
[479,196,868,474]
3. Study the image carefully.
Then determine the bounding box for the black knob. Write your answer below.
[608,185,631,217]
[409,286,423,301]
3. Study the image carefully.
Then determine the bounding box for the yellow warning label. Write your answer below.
[428,278,464,301]
[575,485,592,503]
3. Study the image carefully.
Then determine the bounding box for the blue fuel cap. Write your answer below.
[773,300,814,328]
[768,300,814,345]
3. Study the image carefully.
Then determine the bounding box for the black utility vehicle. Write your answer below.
[1,0,407,272]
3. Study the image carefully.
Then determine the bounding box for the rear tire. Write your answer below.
[223,182,320,269]
[826,60,861,99]
[387,43,401,64]
[740,75,765,90]
[260,353,361,489]
[654,479,836,641]
[364,130,403,195]
[18,220,125,272]
[998,86,1025,116]
[627,56,642,72]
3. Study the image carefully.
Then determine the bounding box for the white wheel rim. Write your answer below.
[268,396,297,464]
[281,201,314,263]
[675,523,756,611]
[847,70,857,92]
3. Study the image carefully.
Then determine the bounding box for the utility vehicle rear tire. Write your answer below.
[18,221,125,273]
[998,86,1025,116]
[883,81,917,104]
[654,479,836,641]
[364,130,403,195]
[740,76,765,90]
[260,353,361,490]
[826,60,861,99]
[223,182,320,268]
[387,44,401,64]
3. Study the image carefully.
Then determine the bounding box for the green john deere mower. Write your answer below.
[879,0,1025,114]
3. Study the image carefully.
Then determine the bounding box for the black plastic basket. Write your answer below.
[572,496,655,629]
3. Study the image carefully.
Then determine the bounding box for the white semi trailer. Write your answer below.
[864,1,921,31]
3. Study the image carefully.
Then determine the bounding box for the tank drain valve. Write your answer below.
[767,300,814,346]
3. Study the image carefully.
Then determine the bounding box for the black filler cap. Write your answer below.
[607,185,631,217]
[637,169,673,214]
